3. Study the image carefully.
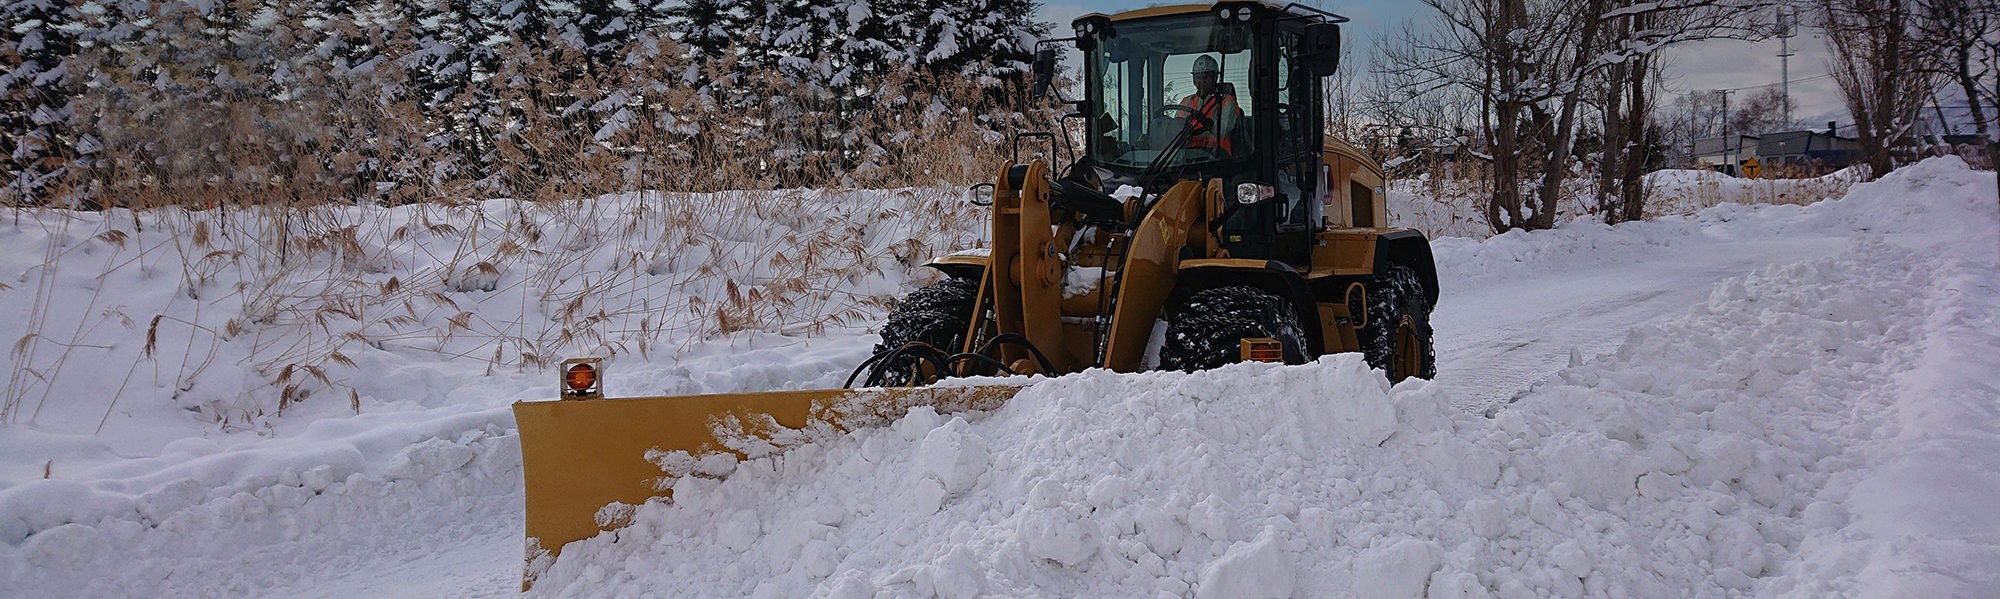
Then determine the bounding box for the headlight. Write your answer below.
[1236,182,1273,204]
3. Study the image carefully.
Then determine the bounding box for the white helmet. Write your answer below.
[1192,55,1219,75]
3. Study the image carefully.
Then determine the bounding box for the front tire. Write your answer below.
[1159,286,1306,372]
[1357,265,1435,381]
[865,277,979,387]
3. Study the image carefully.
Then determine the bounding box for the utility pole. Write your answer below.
[1776,6,1797,128]
[1720,89,1732,136]
[1720,89,1734,173]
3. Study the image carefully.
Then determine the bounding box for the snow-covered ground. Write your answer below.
[1388,166,1864,240]
[2,157,1995,598]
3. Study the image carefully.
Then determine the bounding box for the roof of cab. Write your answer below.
[1078,1,1293,24]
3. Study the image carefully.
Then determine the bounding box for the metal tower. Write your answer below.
[1777,6,1797,127]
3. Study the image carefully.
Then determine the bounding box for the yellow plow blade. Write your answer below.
[512,384,1024,563]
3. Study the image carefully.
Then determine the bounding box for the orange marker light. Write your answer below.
[565,363,597,391]
[1240,338,1284,363]
[557,358,604,400]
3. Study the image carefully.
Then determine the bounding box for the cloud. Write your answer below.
[1038,3,1092,29]
[1656,33,1848,128]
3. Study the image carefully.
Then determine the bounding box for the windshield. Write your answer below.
[1088,14,1257,171]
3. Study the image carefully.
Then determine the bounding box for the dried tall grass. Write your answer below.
[1645,166,1866,218]
[1387,159,1594,239]
[41,60,1027,210]
[0,25,1032,426]
[1,186,987,427]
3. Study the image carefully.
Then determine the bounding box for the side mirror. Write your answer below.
[969,182,996,206]
[1304,23,1341,77]
[1032,48,1057,99]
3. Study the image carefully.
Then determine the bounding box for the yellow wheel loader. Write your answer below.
[511,1,1437,585]
[856,1,1436,386]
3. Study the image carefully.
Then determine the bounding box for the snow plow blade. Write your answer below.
[512,384,1023,563]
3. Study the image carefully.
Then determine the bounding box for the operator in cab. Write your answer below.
[1179,55,1241,156]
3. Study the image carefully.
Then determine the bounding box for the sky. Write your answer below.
[1037,1,1851,132]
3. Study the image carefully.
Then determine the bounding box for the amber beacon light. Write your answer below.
[560,358,603,399]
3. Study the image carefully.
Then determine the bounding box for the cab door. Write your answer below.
[1270,27,1323,266]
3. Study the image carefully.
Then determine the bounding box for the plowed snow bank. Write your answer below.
[530,158,1998,598]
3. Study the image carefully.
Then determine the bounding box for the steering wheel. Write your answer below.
[1138,105,1215,151]
[1158,104,1212,128]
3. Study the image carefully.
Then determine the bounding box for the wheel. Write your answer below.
[1357,265,1436,382]
[865,277,980,387]
[1159,286,1306,373]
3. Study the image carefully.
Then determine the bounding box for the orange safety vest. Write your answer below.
[1180,93,1238,154]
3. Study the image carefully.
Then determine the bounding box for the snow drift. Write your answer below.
[0,157,1994,598]
[527,159,2000,598]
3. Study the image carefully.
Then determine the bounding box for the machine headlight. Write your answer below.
[1236,182,1273,204]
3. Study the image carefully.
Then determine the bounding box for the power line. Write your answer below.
[1721,73,1832,92]
[1663,73,1834,98]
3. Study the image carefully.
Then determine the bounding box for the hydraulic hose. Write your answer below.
[845,333,1061,389]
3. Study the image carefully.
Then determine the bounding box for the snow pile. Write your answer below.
[1430,158,1981,291]
[1644,167,1864,217]
[0,186,981,596]
[525,158,1997,598]
[0,157,1991,597]
[1781,157,2000,596]
[530,355,1418,597]
[0,405,523,596]
[1385,165,1865,240]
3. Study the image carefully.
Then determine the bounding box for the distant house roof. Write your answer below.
[1688,131,1768,157]
[1692,134,1758,158]
[1756,130,1860,158]
[1691,130,1860,173]
[1695,130,1857,158]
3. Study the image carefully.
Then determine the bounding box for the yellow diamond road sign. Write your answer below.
[1742,157,1761,178]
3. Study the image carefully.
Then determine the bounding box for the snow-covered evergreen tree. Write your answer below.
[0,0,79,204]
[0,0,1055,203]
[909,0,1043,80]
[829,0,914,85]
[663,0,741,62]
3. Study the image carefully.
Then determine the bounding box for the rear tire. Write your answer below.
[1358,265,1435,381]
[866,277,980,387]
[1159,286,1306,372]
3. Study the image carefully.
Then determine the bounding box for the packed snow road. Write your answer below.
[1429,217,1856,414]
[2,158,1994,598]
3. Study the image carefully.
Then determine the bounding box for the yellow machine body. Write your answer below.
[948,136,1410,377]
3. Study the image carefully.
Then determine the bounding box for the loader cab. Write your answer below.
[1069,2,1342,264]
